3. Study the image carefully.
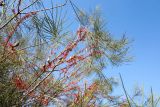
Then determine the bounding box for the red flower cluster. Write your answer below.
[61,67,68,73]
[13,76,28,90]
[73,93,80,103]
[66,81,77,87]
[37,95,49,106]
[66,55,85,64]
[41,97,49,106]
[77,27,87,41]
[40,61,55,72]
[88,82,97,91]
[63,86,80,93]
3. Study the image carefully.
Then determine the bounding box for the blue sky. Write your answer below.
[71,0,160,95]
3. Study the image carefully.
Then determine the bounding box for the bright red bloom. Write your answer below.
[41,98,49,106]
[77,27,87,41]
[13,76,28,90]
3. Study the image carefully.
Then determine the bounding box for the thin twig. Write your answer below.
[69,0,82,25]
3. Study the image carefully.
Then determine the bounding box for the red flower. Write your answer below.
[77,27,87,41]
[13,76,27,90]
[88,82,97,90]
[41,98,49,106]
[61,67,68,73]
[66,81,77,87]
[63,86,80,93]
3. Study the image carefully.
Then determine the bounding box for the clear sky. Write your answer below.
[71,0,160,95]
